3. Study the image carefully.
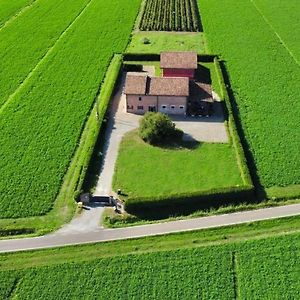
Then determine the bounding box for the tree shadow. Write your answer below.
[150,136,201,151]
[128,196,260,221]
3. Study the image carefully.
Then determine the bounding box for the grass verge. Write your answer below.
[126,31,206,54]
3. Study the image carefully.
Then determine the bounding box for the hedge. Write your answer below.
[214,58,253,187]
[125,185,254,214]
[74,54,123,197]
[54,54,123,207]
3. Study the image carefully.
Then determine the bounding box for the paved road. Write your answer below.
[1,203,300,253]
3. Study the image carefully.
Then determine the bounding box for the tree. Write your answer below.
[138,112,182,145]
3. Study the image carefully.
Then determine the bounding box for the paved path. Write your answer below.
[94,76,139,196]
[1,203,300,253]
[55,203,105,235]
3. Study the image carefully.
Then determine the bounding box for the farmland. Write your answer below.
[0,219,300,299]
[0,0,33,27]
[0,0,90,108]
[199,0,300,189]
[0,0,141,218]
[253,0,300,62]
[140,0,200,32]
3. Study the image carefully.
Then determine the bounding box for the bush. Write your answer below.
[138,112,182,144]
[141,37,151,44]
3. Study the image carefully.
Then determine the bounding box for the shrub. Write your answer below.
[138,112,182,144]
[141,37,151,44]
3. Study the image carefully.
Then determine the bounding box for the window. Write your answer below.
[179,105,185,109]
[161,105,167,109]
[137,106,144,110]
[171,105,175,109]
[138,97,142,101]
[127,105,133,110]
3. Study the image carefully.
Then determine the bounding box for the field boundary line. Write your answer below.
[232,252,239,299]
[0,0,94,115]
[250,0,300,68]
[0,0,38,32]
[6,275,22,299]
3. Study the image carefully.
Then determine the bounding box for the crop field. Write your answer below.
[0,0,90,108]
[253,0,300,62]
[0,0,141,218]
[0,0,34,27]
[199,0,300,189]
[0,271,20,299]
[140,0,200,32]
[1,231,299,299]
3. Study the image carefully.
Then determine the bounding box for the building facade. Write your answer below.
[125,74,189,115]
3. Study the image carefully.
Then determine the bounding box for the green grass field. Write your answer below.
[199,0,300,190]
[0,0,90,108]
[0,0,141,219]
[113,131,243,201]
[1,216,300,299]
[127,31,206,53]
[0,0,34,27]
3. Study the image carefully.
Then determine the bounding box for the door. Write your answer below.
[148,106,156,112]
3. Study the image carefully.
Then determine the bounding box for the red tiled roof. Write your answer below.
[124,73,147,95]
[160,52,198,69]
[149,77,189,96]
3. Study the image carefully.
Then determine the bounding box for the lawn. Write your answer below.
[113,131,243,201]
[1,216,300,299]
[126,31,206,54]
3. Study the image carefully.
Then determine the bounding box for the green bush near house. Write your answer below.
[139,112,183,145]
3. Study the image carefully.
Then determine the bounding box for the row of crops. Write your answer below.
[199,0,300,188]
[140,0,200,32]
[0,0,33,27]
[0,0,141,218]
[1,233,299,298]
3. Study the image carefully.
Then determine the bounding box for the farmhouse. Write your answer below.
[125,72,189,115]
[160,51,198,79]
[124,51,214,116]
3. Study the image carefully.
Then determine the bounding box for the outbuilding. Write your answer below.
[160,51,198,79]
